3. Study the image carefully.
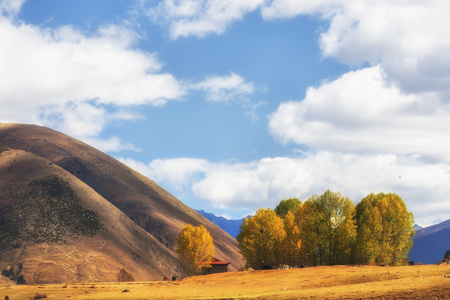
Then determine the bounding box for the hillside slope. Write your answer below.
[0,123,243,283]
[0,148,184,283]
[409,219,450,264]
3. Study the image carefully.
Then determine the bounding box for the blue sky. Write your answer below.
[1,0,450,226]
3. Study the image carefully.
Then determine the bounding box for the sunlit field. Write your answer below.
[1,264,449,299]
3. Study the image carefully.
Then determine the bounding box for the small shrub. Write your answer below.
[117,268,135,282]
[444,249,450,260]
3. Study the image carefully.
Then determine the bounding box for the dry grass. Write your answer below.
[1,264,450,299]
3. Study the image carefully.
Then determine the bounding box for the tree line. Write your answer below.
[237,190,415,269]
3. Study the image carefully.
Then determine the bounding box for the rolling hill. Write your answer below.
[0,123,243,284]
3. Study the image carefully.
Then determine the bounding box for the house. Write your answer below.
[201,258,230,274]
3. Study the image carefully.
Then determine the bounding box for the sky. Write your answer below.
[1,0,450,227]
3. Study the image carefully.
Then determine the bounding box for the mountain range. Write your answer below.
[196,210,248,239]
[0,123,243,284]
[408,219,450,264]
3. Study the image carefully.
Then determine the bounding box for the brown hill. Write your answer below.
[0,123,243,284]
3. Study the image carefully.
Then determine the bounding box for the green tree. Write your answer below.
[275,198,301,219]
[237,208,285,269]
[177,224,215,275]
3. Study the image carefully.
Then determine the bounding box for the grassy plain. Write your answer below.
[1,264,450,299]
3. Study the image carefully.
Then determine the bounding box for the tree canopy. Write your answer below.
[177,224,215,275]
[274,198,301,219]
[237,208,285,269]
[355,193,414,265]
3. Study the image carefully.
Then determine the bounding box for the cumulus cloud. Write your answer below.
[0,5,186,151]
[0,0,25,17]
[0,22,184,107]
[119,157,210,190]
[146,0,264,39]
[121,154,450,227]
[269,66,450,162]
[85,137,140,152]
[193,72,255,103]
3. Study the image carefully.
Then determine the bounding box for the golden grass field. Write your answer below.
[1,264,450,299]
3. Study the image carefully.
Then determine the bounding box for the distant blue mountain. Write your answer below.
[409,219,450,264]
[196,210,248,239]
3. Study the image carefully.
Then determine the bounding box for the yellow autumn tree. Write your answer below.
[296,196,325,266]
[355,194,383,264]
[376,194,414,266]
[177,224,214,275]
[282,210,301,266]
[237,208,285,269]
[355,193,414,266]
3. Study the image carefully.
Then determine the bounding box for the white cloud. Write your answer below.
[0,0,25,17]
[40,102,107,139]
[193,72,255,103]
[261,0,338,19]
[148,157,210,188]
[121,153,450,227]
[146,0,264,39]
[0,21,185,107]
[85,137,140,152]
[269,66,450,162]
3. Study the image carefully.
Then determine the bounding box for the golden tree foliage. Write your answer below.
[355,194,383,264]
[177,224,214,275]
[296,197,325,265]
[298,190,356,265]
[237,208,285,269]
[355,193,414,266]
[282,210,301,266]
[376,194,414,265]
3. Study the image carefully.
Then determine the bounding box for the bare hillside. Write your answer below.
[0,123,243,283]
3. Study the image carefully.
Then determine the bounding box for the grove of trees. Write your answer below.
[177,224,215,275]
[237,190,415,269]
